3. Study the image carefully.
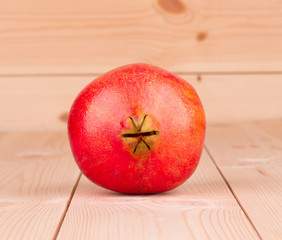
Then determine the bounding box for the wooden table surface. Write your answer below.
[0,121,281,240]
[1,0,282,239]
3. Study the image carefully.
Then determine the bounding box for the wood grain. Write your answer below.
[255,119,282,141]
[56,150,259,240]
[0,132,80,240]
[1,74,281,131]
[0,0,282,74]
[205,122,282,239]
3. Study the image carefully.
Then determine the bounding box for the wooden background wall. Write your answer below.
[1,0,282,130]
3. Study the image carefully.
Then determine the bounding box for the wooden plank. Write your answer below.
[0,76,94,131]
[205,122,282,239]
[1,74,282,131]
[255,119,282,141]
[56,150,259,240]
[194,74,282,125]
[0,132,80,240]
[0,0,282,74]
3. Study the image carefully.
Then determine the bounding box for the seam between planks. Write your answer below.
[52,172,82,240]
[1,71,282,78]
[204,145,263,240]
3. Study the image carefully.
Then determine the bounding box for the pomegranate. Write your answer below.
[68,63,205,194]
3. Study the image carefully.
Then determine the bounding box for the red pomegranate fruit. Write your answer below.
[68,63,205,194]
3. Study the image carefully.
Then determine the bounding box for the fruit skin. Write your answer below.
[68,63,206,194]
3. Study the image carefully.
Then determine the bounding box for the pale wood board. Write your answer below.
[56,149,259,240]
[1,74,281,131]
[255,119,282,141]
[205,122,282,239]
[1,0,282,74]
[0,132,80,240]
